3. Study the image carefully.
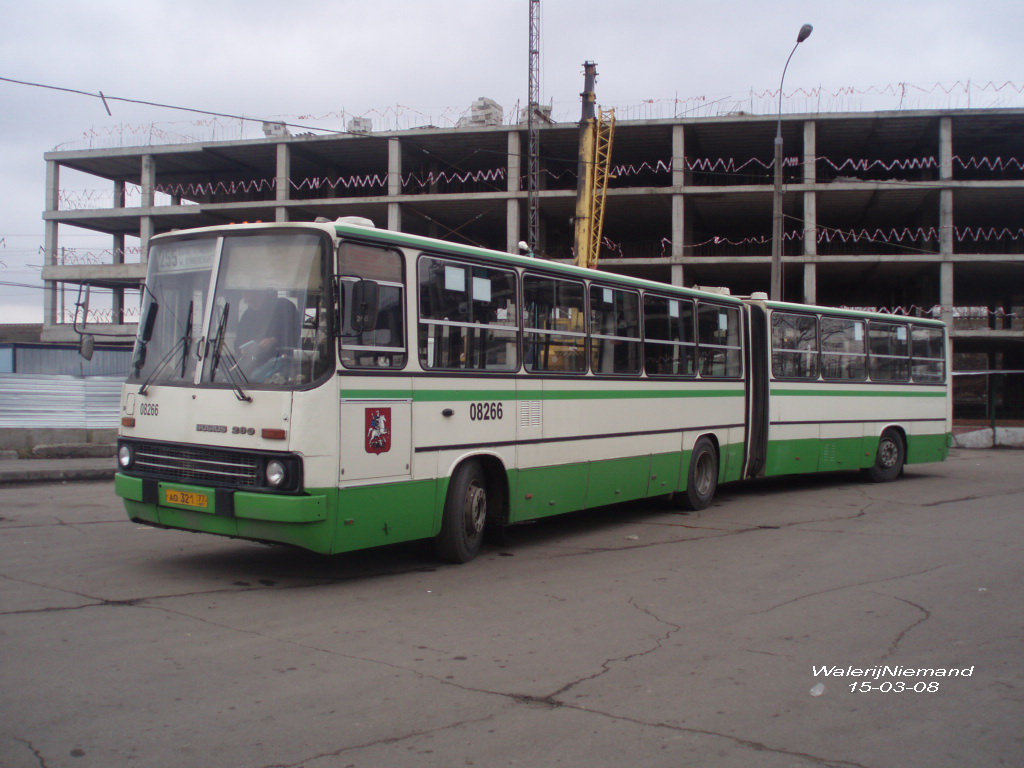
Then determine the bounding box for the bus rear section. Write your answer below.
[747,302,951,481]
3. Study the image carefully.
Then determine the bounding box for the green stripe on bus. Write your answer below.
[772,388,947,398]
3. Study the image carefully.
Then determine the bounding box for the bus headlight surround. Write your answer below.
[266,459,288,488]
[118,444,134,469]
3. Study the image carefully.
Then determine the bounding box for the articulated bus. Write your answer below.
[114,219,951,562]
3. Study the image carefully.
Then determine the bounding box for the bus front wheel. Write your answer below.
[677,437,718,511]
[864,429,905,483]
[436,460,487,563]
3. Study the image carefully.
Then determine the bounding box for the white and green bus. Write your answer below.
[114,219,951,562]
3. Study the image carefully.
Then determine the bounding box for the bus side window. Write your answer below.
[820,316,867,380]
[523,274,587,374]
[911,325,945,383]
[643,294,695,377]
[697,303,742,378]
[590,285,641,375]
[338,242,407,370]
[417,256,518,372]
[868,321,910,381]
[771,312,819,380]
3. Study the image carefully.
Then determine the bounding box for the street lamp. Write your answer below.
[770,23,813,301]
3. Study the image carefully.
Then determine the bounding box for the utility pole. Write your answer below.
[526,0,541,255]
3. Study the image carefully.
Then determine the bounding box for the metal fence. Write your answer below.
[952,370,1024,448]
[0,344,132,377]
[953,370,1024,424]
[0,374,123,429]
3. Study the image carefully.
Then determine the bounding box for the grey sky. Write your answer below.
[2,0,1022,323]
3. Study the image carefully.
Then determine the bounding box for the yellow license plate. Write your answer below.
[164,488,210,509]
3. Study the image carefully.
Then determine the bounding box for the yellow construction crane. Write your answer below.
[574,61,616,269]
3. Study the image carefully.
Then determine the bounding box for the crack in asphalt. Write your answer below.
[13,737,49,768]
[921,486,1024,506]
[755,564,947,615]
[1,518,125,531]
[879,594,932,660]
[253,714,497,768]
[0,572,297,617]
[546,499,875,558]
[544,596,683,701]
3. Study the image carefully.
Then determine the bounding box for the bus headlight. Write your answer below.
[265,459,287,487]
[118,444,134,469]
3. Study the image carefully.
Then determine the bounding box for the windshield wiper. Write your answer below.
[138,303,194,396]
[179,301,193,378]
[207,303,252,403]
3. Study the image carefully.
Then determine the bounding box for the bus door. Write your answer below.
[339,396,413,483]
[743,302,769,477]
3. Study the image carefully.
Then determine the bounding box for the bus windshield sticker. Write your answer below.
[365,407,392,454]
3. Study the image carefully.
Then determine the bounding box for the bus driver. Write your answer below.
[235,289,298,382]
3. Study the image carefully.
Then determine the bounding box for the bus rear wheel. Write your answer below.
[677,437,718,511]
[864,429,905,483]
[436,460,488,563]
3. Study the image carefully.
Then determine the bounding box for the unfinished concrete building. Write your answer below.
[41,107,1024,415]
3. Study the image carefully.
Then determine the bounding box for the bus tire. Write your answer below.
[678,437,718,511]
[436,460,488,563]
[864,429,905,483]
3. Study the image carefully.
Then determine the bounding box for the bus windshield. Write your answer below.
[130,231,332,390]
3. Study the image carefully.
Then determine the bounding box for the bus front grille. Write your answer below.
[132,442,261,487]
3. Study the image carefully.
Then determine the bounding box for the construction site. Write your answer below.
[37,98,1024,419]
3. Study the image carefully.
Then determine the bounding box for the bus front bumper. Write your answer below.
[115,473,331,551]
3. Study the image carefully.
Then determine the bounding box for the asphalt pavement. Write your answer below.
[1,448,1022,768]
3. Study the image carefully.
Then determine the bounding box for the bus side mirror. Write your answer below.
[79,334,95,361]
[351,279,379,333]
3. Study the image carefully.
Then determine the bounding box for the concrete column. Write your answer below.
[672,125,686,187]
[939,116,953,180]
[801,120,818,306]
[671,194,685,286]
[112,179,126,323]
[940,261,954,328]
[938,116,954,328]
[507,130,522,253]
[507,130,522,193]
[113,180,126,265]
[803,191,817,256]
[140,155,156,263]
[43,160,60,327]
[671,263,684,287]
[939,189,953,254]
[670,124,687,285]
[141,155,156,207]
[803,120,816,183]
[803,263,817,305]
[387,138,402,231]
[275,143,290,223]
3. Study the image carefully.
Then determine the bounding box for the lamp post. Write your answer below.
[770,23,813,301]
